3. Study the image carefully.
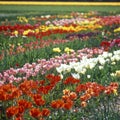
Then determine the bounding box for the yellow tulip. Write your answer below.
[113,89,118,96]
[114,27,120,32]
[115,70,120,77]
[64,47,74,54]
[53,47,61,53]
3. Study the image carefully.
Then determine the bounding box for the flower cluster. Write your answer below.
[0,74,118,120]
[51,89,77,110]
[56,49,120,78]
[100,38,120,50]
[76,82,119,107]
[0,11,120,119]
[0,14,120,62]
[0,47,104,85]
[97,15,120,26]
[1,74,61,120]
[0,16,102,39]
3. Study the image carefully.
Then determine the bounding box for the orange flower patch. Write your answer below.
[19,80,38,96]
[0,74,119,119]
[17,99,32,109]
[0,84,21,101]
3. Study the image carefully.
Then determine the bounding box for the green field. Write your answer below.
[0,5,120,21]
[0,5,120,14]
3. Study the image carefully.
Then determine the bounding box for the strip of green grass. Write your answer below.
[0,5,120,13]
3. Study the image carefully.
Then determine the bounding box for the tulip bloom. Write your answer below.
[6,106,18,118]
[41,108,50,117]
[81,101,87,108]
[29,108,41,118]
[51,99,64,109]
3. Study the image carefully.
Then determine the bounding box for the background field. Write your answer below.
[0,5,120,21]
[0,5,120,12]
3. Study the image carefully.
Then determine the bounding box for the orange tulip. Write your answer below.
[63,89,70,95]
[51,99,64,109]
[34,98,45,106]
[29,108,41,118]
[62,95,70,102]
[69,92,77,100]
[63,76,80,84]
[17,99,32,109]
[63,100,73,110]
[41,108,50,117]
[80,94,91,101]
[17,106,25,114]
[81,101,87,108]
[6,106,18,118]
[0,84,21,101]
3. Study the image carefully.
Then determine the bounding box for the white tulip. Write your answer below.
[89,63,96,69]
[108,53,112,57]
[69,62,79,68]
[56,64,64,73]
[102,52,109,58]
[80,68,86,74]
[87,75,91,79]
[99,66,104,70]
[110,73,116,77]
[74,66,83,73]
[98,58,106,65]
[111,57,115,62]
[60,74,63,79]
[111,62,116,65]
[71,73,80,79]
[114,50,120,55]
[114,55,120,61]
[105,59,110,62]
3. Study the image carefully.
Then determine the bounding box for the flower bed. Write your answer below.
[0,11,120,120]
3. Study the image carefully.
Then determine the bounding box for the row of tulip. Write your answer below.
[0,47,104,86]
[1,15,120,39]
[0,31,98,61]
[21,11,99,24]
[0,37,120,86]
[1,14,119,40]
[1,30,119,63]
[0,14,120,64]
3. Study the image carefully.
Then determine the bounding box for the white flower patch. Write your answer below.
[56,64,72,74]
[56,49,120,76]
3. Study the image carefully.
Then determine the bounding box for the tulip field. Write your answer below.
[0,4,120,120]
